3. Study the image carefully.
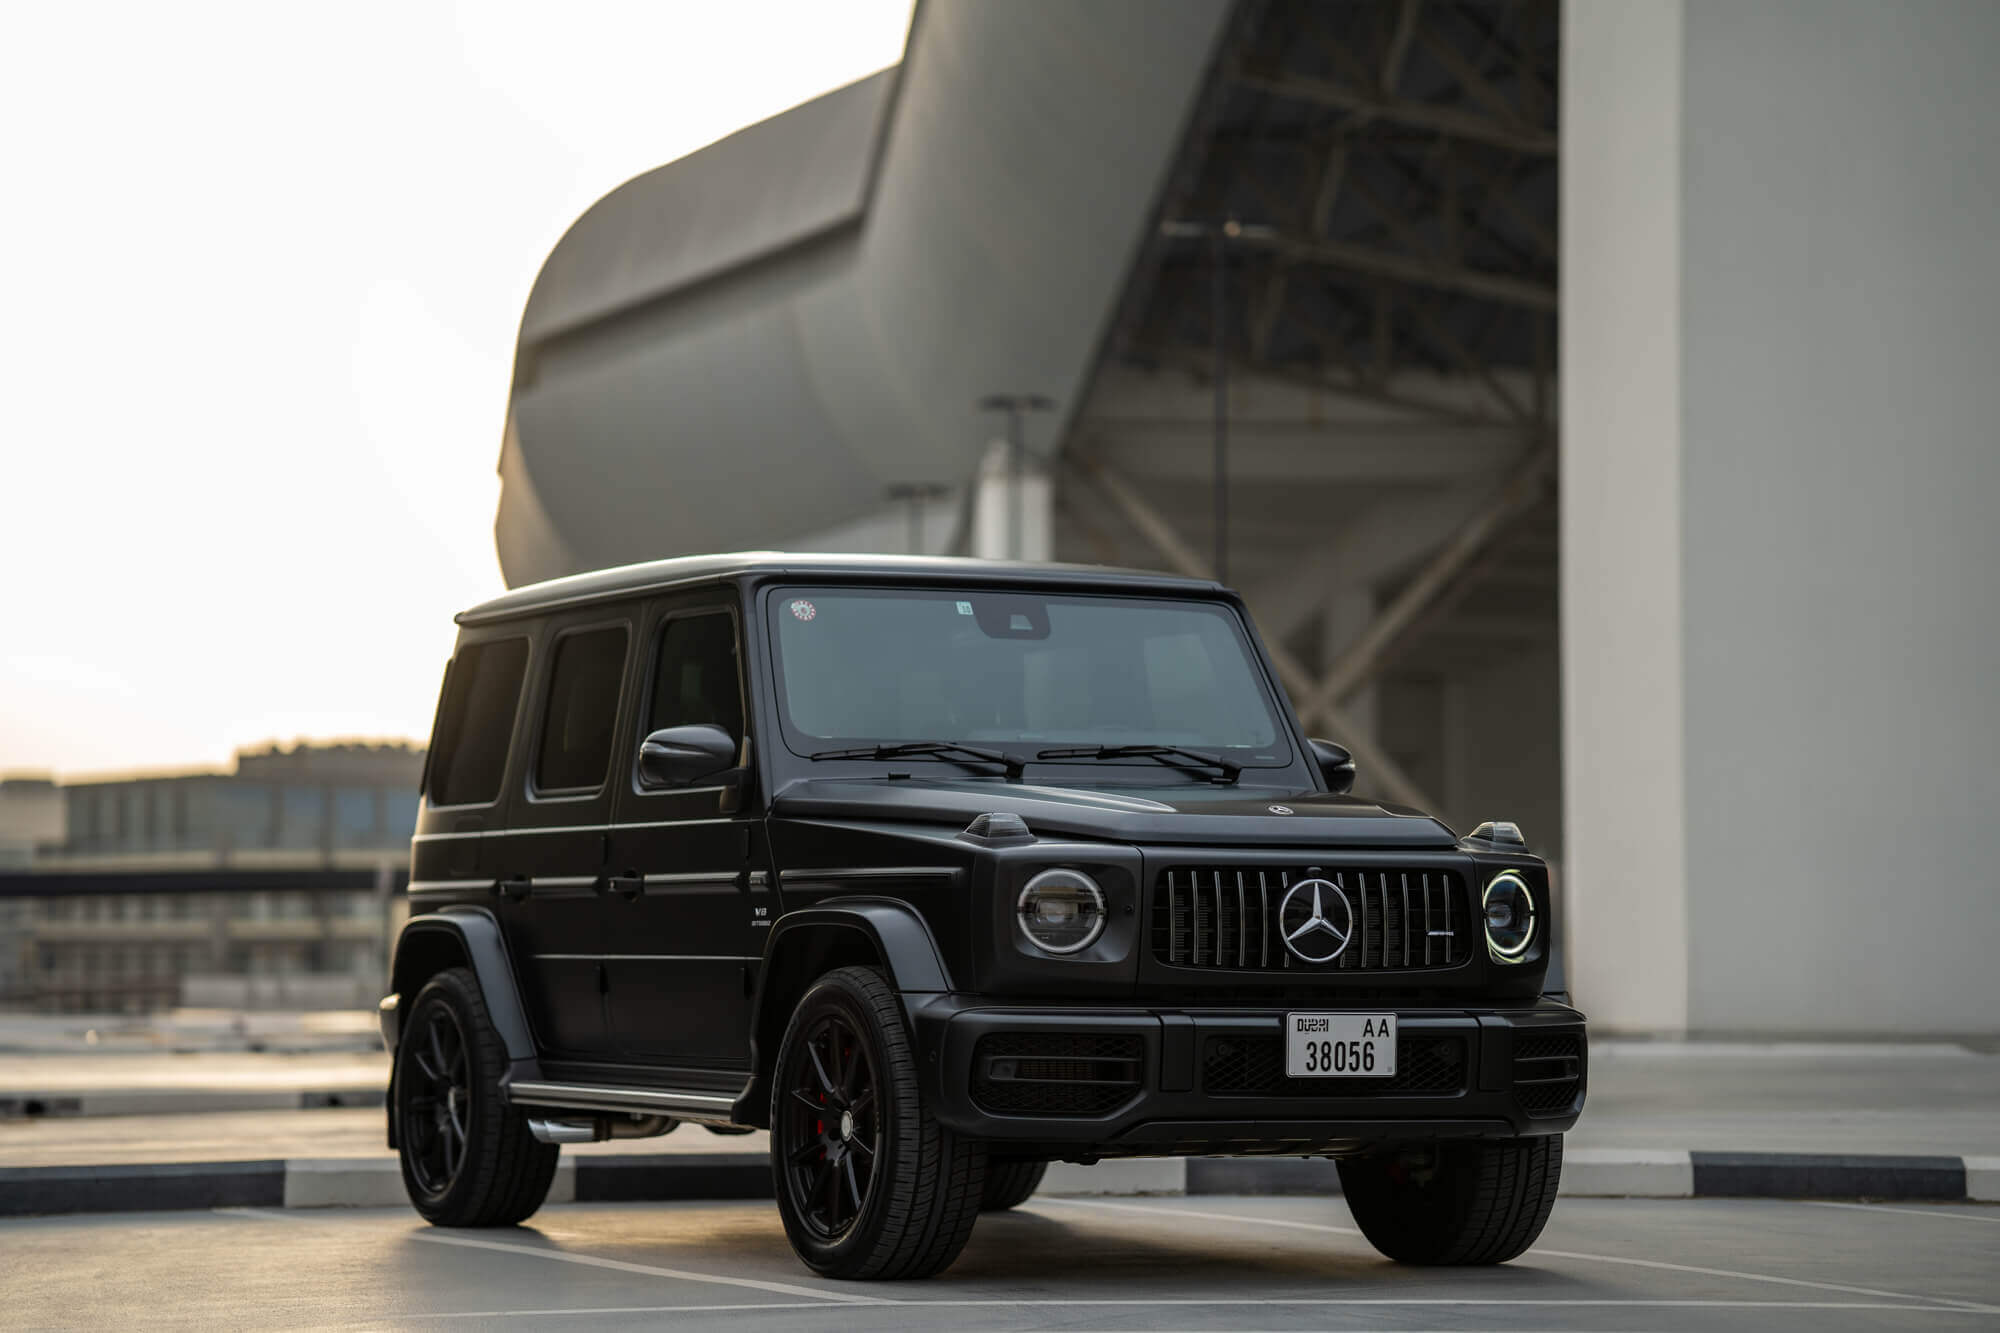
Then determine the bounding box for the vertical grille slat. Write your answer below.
[1151,865,1468,972]
[1214,870,1228,969]
[1400,873,1412,969]
[1423,872,1434,966]
[1224,868,1240,960]
[1258,871,1270,968]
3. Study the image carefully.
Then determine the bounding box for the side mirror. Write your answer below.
[638,725,738,788]
[1308,738,1356,794]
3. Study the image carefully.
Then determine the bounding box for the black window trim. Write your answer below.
[629,600,747,797]
[525,615,636,804]
[424,632,533,812]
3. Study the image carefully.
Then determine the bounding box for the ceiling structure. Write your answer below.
[1067,0,1561,809]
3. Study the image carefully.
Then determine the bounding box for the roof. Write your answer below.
[455,552,1221,626]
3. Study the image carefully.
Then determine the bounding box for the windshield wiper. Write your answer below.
[809,741,1026,781]
[1035,744,1242,783]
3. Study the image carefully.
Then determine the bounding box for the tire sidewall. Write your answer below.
[769,972,906,1274]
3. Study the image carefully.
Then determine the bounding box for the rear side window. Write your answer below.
[534,626,629,793]
[647,612,744,743]
[427,637,529,807]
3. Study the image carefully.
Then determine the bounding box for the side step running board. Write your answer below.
[506,1080,744,1128]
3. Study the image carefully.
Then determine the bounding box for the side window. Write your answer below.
[647,611,744,745]
[533,626,630,793]
[427,637,529,807]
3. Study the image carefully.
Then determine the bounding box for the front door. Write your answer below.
[605,597,766,1069]
[494,612,634,1060]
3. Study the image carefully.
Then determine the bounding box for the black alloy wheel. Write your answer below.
[769,966,986,1279]
[778,1010,880,1241]
[403,1001,472,1195]
[393,967,559,1226]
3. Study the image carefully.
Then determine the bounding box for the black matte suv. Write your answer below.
[381,553,1584,1279]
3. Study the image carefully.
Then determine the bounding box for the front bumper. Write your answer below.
[913,997,1585,1155]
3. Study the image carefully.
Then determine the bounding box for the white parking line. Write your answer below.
[1031,1197,2000,1315]
[400,1299,1986,1321]
[1803,1201,2000,1226]
[216,1208,882,1305]
[405,1231,888,1304]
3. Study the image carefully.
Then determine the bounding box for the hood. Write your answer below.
[769,775,1458,849]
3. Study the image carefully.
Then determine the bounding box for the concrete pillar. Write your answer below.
[1563,0,2000,1035]
[1318,587,1378,743]
[971,438,1053,562]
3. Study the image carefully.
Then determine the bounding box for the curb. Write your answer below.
[0,1089,385,1119]
[2,1150,1993,1218]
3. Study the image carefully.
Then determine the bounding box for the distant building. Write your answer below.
[0,776,66,999]
[3,742,421,1013]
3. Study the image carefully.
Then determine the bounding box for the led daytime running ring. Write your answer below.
[1483,869,1536,959]
[1016,869,1106,955]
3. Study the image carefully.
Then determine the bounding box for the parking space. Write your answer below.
[3,1193,1994,1330]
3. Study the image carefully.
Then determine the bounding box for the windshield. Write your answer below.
[768,587,1290,769]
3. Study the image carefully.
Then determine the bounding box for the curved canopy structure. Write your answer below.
[499,0,1234,585]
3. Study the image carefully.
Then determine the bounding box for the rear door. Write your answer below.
[493,612,634,1059]
[604,593,765,1069]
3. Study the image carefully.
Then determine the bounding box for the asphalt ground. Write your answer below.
[2,1193,1994,1331]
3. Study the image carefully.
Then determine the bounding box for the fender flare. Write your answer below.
[391,907,537,1064]
[736,897,953,1125]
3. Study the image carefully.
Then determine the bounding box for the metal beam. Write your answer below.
[1235,66,1557,157]
[1413,20,1530,128]
[1068,457,1442,813]
[1136,338,1516,431]
[1240,480,1509,645]
[1259,230,1556,312]
[1296,440,1556,726]
[1381,0,1424,96]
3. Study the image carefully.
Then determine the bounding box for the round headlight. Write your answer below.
[1483,870,1536,960]
[1017,869,1106,955]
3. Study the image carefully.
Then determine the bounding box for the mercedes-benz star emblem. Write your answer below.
[1278,877,1353,964]
[1268,804,1294,815]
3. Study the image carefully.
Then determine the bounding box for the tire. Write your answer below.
[1337,1134,1563,1266]
[769,965,986,1279]
[981,1159,1048,1211]
[394,967,559,1227]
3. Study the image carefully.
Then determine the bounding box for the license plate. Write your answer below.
[1285,1013,1397,1077]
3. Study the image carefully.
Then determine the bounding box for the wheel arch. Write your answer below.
[387,908,539,1147]
[735,897,952,1128]
[391,908,537,1061]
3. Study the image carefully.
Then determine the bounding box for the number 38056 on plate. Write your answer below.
[1285,1013,1397,1077]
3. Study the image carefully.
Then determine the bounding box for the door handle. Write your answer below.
[496,875,531,902]
[609,871,644,900]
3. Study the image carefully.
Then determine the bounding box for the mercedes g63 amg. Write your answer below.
[381,553,1584,1279]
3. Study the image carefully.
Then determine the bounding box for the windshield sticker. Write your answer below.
[956,601,973,615]
[788,599,817,622]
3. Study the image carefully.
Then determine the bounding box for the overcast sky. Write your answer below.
[0,1,912,779]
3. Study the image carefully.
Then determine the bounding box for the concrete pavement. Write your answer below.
[2,1194,1994,1330]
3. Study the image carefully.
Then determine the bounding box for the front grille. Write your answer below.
[1513,1031,1584,1116]
[971,1033,1144,1117]
[1203,1034,1467,1097]
[1152,867,1471,971]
